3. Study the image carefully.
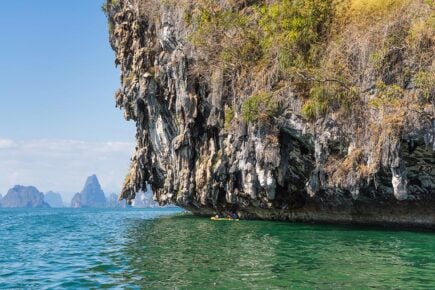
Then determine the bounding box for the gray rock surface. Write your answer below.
[105,0,435,227]
[0,185,50,208]
[70,193,82,208]
[132,190,159,208]
[70,175,107,208]
[44,191,64,208]
[107,193,127,208]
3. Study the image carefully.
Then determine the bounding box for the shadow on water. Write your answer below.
[116,215,435,289]
[2,209,434,289]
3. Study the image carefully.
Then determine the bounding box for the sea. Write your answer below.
[1,208,435,289]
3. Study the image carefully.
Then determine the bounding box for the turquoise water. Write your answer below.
[1,208,435,289]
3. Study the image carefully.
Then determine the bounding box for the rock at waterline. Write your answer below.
[70,175,107,208]
[0,185,50,208]
[70,192,81,208]
[107,193,127,208]
[44,191,64,208]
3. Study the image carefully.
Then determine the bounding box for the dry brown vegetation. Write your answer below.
[107,0,434,191]
[161,0,433,187]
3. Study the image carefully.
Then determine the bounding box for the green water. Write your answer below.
[122,215,435,289]
[1,208,435,289]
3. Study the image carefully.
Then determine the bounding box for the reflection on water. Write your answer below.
[1,208,434,289]
[118,215,435,289]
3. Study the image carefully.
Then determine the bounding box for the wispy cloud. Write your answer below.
[0,139,134,202]
[0,139,16,149]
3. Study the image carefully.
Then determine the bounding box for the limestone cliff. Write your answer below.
[70,192,82,209]
[70,175,107,208]
[44,191,64,208]
[105,0,434,227]
[107,193,127,208]
[0,186,50,208]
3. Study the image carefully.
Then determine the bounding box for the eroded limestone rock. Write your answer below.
[105,0,435,227]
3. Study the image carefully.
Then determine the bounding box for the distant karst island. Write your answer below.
[0,185,50,208]
[0,174,160,209]
[44,191,64,208]
[70,174,111,208]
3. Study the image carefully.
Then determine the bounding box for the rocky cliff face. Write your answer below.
[132,189,159,208]
[0,186,50,208]
[44,191,64,208]
[107,193,127,208]
[70,193,82,208]
[105,0,434,227]
[70,175,107,208]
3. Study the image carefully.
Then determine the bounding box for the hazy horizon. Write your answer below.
[0,0,135,198]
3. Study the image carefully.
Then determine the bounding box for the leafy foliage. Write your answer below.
[188,2,261,68]
[224,106,234,129]
[102,0,119,13]
[369,81,403,109]
[242,92,278,123]
[258,0,334,71]
[182,0,433,123]
[413,71,435,102]
[187,0,334,71]
[301,86,331,120]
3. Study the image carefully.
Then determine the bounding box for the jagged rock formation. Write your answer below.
[70,175,107,208]
[107,193,127,208]
[44,191,64,208]
[105,0,434,227]
[70,193,82,208]
[0,185,50,208]
[132,190,159,208]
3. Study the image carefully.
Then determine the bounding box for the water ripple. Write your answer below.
[1,208,435,289]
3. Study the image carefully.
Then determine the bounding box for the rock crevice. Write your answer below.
[105,0,435,227]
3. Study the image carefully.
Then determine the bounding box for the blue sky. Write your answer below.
[0,1,135,200]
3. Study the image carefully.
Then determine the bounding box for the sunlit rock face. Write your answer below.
[132,189,159,208]
[105,0,434,227]
[70,175,107,208]
[0,186,50,208]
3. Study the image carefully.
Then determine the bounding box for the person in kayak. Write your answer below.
[213,212,238,220]
[214,213,225,219]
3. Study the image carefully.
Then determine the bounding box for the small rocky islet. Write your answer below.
[0,185,50,208]
[70,175,108,208]
[44,191,64,208]
[0,175,154,209]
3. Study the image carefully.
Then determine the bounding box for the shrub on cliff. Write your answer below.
[187,0,334,73]
[242,92,278,123]
[184,0,432,119]
[258,0,334,72]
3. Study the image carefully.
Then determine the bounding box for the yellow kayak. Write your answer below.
[210,217,239,221]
